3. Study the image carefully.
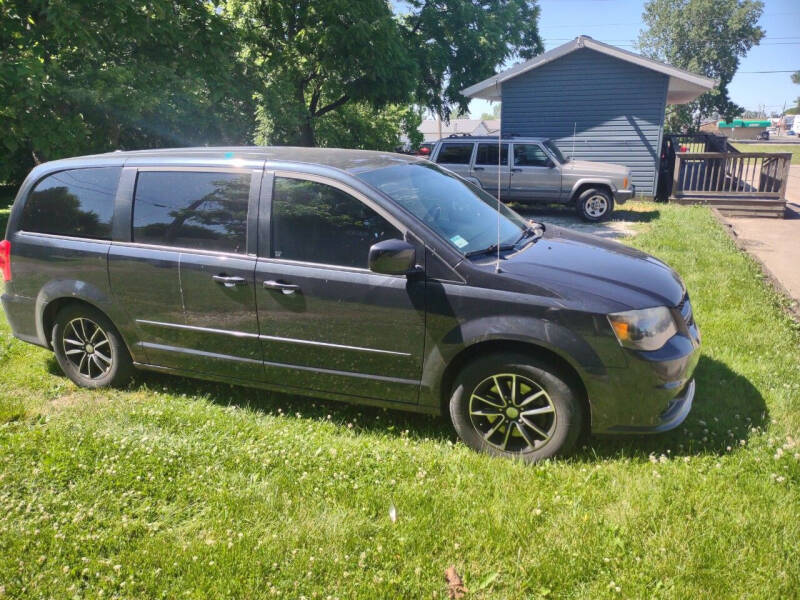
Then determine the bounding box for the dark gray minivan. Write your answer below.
[0,148,700,461]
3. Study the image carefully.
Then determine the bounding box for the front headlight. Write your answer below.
[607,306,677,351]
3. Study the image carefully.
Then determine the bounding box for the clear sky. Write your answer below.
[468,0,800,118]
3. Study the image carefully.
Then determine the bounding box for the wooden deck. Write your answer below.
[669,148,792,218]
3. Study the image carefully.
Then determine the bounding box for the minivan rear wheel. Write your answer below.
[576,187,614,222]
[52,304,134,389]
[449,353,583,462]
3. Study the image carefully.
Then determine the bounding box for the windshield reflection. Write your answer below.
[358,162,531,256]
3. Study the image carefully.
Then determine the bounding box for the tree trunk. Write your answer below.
[298,118,315,146]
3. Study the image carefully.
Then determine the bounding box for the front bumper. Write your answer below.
[614,184,635,203]
[585,295,701,433]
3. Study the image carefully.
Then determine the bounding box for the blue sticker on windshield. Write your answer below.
[450,234,468,248]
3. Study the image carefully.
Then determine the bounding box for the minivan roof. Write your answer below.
[36,146,425,175]
[435,136,550,143]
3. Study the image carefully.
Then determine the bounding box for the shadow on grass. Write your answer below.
[52,350,762,463]
[576,355,768,461]
[511,203,661,224]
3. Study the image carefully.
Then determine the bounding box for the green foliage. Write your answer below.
[638,0,765,132]
[400,1,542,119]
[230,0,541,146]
[0,1,256,185]
[1,203,799,598]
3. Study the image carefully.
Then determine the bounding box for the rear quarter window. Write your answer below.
[20,167,121,240]
[435,143,474,165]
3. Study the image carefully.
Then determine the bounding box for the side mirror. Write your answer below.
[368,239,417,275]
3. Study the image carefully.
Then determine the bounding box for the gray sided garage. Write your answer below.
[462,36,715,196]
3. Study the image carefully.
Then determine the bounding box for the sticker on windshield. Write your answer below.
[450,234,468,248]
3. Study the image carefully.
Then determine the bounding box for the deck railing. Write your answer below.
[671,152,792,199]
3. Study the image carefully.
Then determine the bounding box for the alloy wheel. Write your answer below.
[584,194,608,218]
[62,317,112,381]
[468,373,557,452]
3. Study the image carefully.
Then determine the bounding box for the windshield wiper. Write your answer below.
[514,224,544,246]
[464,242,515,258]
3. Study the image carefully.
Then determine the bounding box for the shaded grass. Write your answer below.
[0,202,798,599]
[731,143,800,164]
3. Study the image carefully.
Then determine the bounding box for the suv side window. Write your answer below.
[132,171,251,254]
[20,167,120,240]
[513,144,551,167]
[271,177,401,269]
[435,143,474,165]
[475,143,509,166]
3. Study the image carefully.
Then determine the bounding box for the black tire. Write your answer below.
[576,187,614,222]
[51,304,134,389]
[449,353,584,462]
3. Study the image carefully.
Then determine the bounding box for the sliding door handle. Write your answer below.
[212,274,247,288]
[473,166,485,171]
[263,280,300,295]
[511,167,523,172]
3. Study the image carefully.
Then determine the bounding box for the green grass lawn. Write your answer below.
[1,203,798,599]
[731,143,800,164]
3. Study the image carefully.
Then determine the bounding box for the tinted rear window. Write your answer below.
[435,143,474,164]
[20,167,120,240]
[132,171,251,254]
[475,143,508,166]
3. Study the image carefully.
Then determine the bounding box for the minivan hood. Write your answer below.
[498,225,684,312]
[563,160,628,178]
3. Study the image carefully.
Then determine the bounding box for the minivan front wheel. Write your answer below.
[576,188,614,222]
[52,304,133,389]
[449,353,583,462]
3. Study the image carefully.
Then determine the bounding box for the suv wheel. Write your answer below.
[448,353,584,462]
[576,188,614,222]
[52,304,134,389]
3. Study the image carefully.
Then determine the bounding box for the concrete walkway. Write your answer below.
[721,165,800,315]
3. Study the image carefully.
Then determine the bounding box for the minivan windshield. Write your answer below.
[358,162,533,256]
[543,140,568,164]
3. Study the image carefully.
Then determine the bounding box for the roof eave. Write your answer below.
[461,36,717,105]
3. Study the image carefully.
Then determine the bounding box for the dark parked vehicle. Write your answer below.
[0,147,700,461]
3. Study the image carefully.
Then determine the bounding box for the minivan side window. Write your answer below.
[20,167,120,240]
[132,171,251,254]
[271,177,401,269]
[435,143,474,165]
[475,143,509,166]
[513,144,551,167]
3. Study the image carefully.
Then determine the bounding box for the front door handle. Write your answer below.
[263,280,300,295]
[473,166,485,171]
[212,274,247,288]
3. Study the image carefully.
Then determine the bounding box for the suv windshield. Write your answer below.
[358,162,531,256]
[543,140,568,164]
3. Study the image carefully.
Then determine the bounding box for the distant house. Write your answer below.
[462,35,716,196]
[418,118,500,142]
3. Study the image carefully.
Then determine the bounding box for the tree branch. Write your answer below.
[313,94,350,117]
[309,84,322,115]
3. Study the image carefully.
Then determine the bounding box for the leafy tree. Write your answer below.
[228,0,541,146]
[0,1,255,185]
[637,0,764,132]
